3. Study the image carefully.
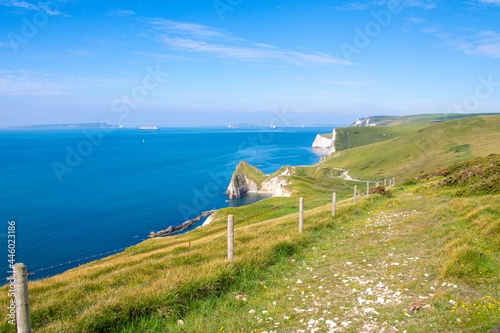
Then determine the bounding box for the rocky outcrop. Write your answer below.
[312,133,334,148]
[352,117,377,127]
[226,162,292,199]
[312,130,337,153]
[149,210,214,237]
[202,213,215,226]
[226,161,265,199]
[262,175,291,197]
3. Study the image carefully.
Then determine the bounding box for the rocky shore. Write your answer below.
[149,210,215,237]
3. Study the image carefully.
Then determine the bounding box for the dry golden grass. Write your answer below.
[0,194,357,332]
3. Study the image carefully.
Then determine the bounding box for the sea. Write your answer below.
[0,126,334,280]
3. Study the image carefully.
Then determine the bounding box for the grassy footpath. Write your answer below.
[1,158,499,332]
[1,116,499,332]
[121,182,500,332]
[0,193,337,332]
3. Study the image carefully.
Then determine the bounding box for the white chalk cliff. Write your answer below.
[312,129,337,153]
[352,117,377,127]
[226,162,292,199]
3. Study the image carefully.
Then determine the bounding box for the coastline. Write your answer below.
[5,127,333,280]
[149,210,215,237]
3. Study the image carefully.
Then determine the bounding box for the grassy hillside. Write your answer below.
[1,116,499,332]
[322,115,500,180]
[325,113,500,153]
[4,157,498,332]
[143,176,500,332]
[318,133,333,139]
[130,159,500,332]
[353,113,500,127]
[233,161,268,185]
[333,126,425,151]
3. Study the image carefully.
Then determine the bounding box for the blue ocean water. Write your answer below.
[0,126,333,279]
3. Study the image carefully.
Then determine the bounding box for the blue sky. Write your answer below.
[0,0,499,126]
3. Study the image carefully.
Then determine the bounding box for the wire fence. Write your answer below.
[3,192,376,332]
[3,196,311,284]
[2,179,377,283]
[26,207,304,332]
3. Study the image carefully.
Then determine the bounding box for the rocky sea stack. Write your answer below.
[226,161,292,199]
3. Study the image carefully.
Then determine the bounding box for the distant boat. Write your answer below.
[142,139,145,143]
[139,126,159,130]
[272,125,278,129]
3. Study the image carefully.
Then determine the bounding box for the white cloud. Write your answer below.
[371,0,438,9]
[314,91,354,95]
[468,30,500,58]
[322,80,369,86]
[68,49,91,57]
[0,0,63,15]
[146,19,350,66]
[334,2,371,11]
[0,70,132,96]
[421,26,440,34]
[475,0,500,4]
[107,9,136,17]
[338,0,438,10]
[147,19,228,39]
[426,29,500,59]
[405,17,427,23]
[157,36,350,66]
[0,70,68,96]
[132,51,186,60]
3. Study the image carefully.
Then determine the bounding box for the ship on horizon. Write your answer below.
[139,126,159,130]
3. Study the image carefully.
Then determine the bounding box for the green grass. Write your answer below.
[356,113,500,127]
[119,182,500,333]
[318,133,333,139]
[2,116,499,332]
[421,154,500,196]
[333,126,425,151]
[322,115,500,180]
[233,161,268,185]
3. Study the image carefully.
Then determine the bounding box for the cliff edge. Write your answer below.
[312,129,337,153]
[226,161,292,199]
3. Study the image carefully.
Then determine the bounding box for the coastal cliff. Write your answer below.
[226,161,292,199]
[352,117,377,127]
[312,129,337,153]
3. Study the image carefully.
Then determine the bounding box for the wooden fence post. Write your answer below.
[332,192,336,217]
[376,181,379,188]
[14,263,31,333]
[299,197,304,233]
[393,177,396,186]
[384,179,387,187]
[354,185,357,204]
[367,181,370,198]
[227,215,234,262]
